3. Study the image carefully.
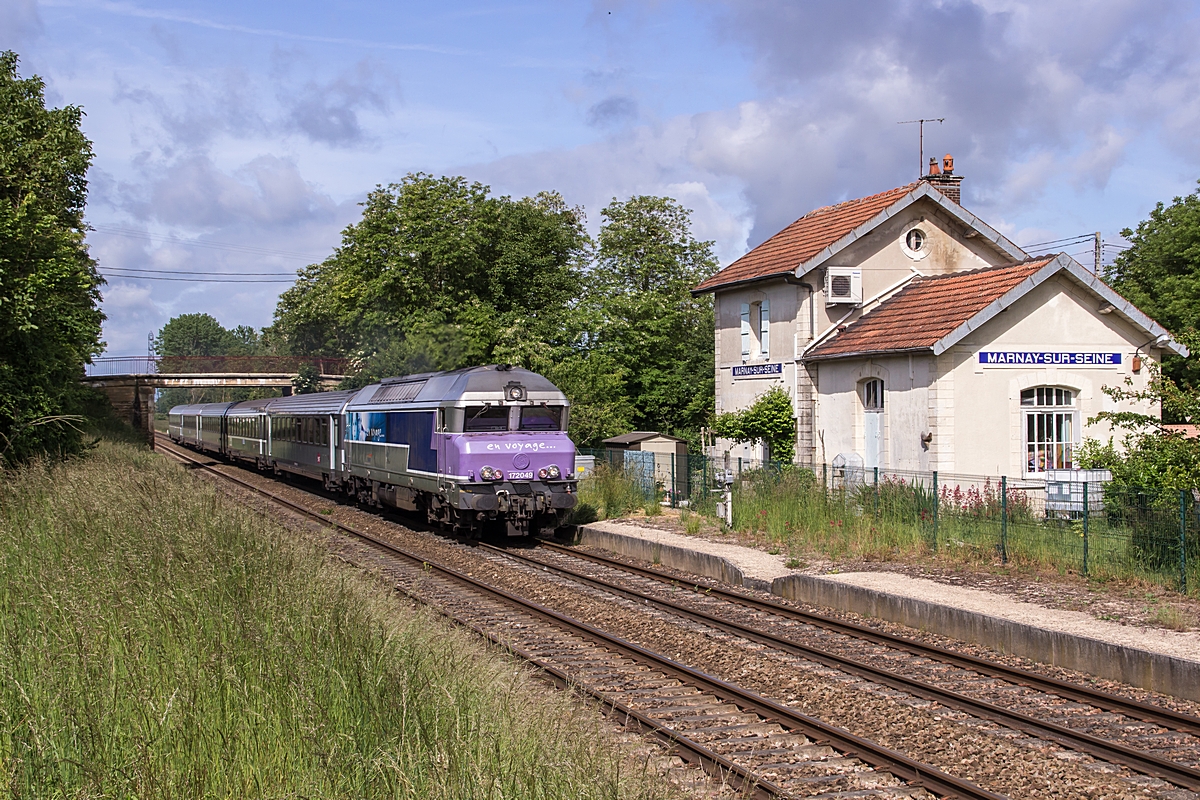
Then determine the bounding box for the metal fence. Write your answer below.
[575,448,1198,594]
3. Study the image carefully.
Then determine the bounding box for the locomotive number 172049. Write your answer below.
[508,471,534,480]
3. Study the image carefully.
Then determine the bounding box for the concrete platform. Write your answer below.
[574,521,1200,702]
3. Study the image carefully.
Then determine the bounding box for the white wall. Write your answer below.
[810,273,1160,479]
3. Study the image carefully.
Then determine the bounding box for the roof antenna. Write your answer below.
[898,118,945,179]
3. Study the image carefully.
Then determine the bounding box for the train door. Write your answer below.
[435,407,447,491]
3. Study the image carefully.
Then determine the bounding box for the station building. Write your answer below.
[692,158,1189,481]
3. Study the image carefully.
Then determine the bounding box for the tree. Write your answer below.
[0,51,104,464]
[712,385,796,464]
[152,313,266,411]
[152,312,239,357]
[272,175,592,393]
[590,196,718,437]
[1104,182,1200,393]
[1080,329,1200,493]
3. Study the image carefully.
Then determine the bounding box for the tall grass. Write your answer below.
[575,464,660,521]
[724,468,1198,593]
[0,442,673,799]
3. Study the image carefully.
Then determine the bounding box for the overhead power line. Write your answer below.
[90,224,329,262]
[101,270,295,284]
[104,266,297,277]
[1020,234,1094,250]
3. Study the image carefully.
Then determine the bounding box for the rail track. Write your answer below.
[478,541,1200,792]
[156,434,1200,797]
[157,436,1003,799]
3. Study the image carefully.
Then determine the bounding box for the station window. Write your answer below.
[1022,387,1076,473]
[740,300,770,361]
[862,378,884,410]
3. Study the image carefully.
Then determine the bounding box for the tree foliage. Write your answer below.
[153,312,270,410]
[0,51,104,464]
[590,196,718,438]
[153,312,245,357]
[711,386,796,464]
[272,176,588,370]
[1104,182,1200,391]
[1081,329,1200,491]
[269,178,718,446]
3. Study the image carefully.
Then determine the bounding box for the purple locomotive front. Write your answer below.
[341,365,577,537]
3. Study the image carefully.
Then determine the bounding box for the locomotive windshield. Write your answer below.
[464,405,510,432]
[518,406,563,431]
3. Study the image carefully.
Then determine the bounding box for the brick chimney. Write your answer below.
[922,153,963,205]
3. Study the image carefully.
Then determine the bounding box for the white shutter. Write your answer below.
[759,299,770,358]
[740,303,750,358]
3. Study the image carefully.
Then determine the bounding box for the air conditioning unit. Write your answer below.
[825,267,863,305]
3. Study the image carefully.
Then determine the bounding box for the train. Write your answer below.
[168,365,578,537]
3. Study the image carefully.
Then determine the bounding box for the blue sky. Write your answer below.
[5,0,1200,354]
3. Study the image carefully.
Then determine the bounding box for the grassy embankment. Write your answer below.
[0,441,674,799]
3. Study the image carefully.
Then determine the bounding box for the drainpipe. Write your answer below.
[785,278,815,466]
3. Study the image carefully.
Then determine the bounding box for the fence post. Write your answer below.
[1181,490,1189,594]
[1082,481,1089,578]
[670,453,676,508]
[932,471,939,549]
[1000,476,1008,564]
[873,467,879,517]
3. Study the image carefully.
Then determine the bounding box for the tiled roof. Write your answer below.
[804,258,1056,360]
[694,183,920,293]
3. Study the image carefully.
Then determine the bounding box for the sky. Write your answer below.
[5,0,1200,355]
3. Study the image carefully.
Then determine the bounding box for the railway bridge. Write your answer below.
[84,356,348,448]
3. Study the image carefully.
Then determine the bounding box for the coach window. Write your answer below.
[1023,387,1076,473]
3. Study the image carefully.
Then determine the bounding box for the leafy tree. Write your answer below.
[1104,183,1200,393]
[272,175,588,371]
[590,196,718,436]
[152,312,240,358]
[291,363,322,395]
[1080,329,1200,493]
[0,51,104,464]
[711,385,796,464]
[152,313,271,411]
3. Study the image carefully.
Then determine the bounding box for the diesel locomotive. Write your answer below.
[168,365,578,537]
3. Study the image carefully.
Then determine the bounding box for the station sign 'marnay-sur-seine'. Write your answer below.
[733,363,784,379]
[977,351,1122,367]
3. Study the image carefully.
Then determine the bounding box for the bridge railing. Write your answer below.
[85,356,351,377]
[86,356,160,376]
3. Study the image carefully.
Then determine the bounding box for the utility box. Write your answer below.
[1044,469,1111,516]
[573,454,596,479]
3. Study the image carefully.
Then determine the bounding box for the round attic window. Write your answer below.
[902,227,929,260]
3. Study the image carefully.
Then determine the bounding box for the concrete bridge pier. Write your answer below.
[93,378,157,448]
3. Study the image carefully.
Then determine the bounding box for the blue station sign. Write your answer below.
[978,351,1121,367]
[732,362,784,379]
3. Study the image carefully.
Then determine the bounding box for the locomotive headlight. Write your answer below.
[546,464,561,480]
[538,468,548,479]
[481,465,498,481]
